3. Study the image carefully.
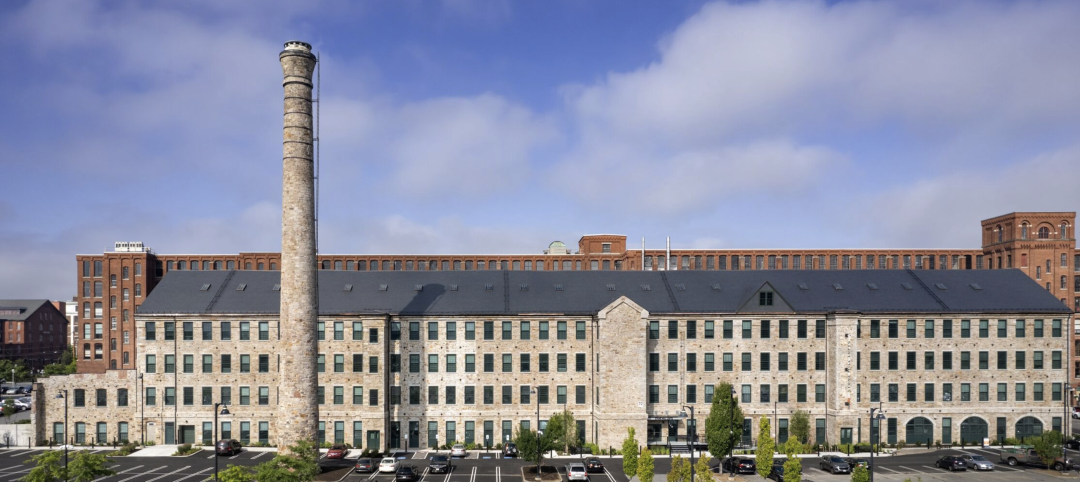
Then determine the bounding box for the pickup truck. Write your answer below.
[999,447,1073,471]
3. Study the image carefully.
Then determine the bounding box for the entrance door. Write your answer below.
[146,423,156,445]
[367,431,381,453]
[408,421,420,449]
[840,428,853,445]
[668,420,679,443]
[164,422,175,445]
[647,423,662,444]
[960,417,988,444]
[180,425,196,444]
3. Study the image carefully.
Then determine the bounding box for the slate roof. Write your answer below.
[136,269,1072,316]
[0,300,51,321]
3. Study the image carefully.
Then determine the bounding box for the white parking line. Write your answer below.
[172,467,213,482]
[366,470,379,480]
[921,465,940,471]
[995,466,1021,472]
[111,464,145,475]
[876,466,902,474]
[898,466,925,474]
[5,451,27,458]
[969,448,999,456]
[118,465,169,482]
[229,451,242,459]
[603,468,617,482]
[250,451,269,460]
[142,465,192,482]
[470,466,477,482]
[496,466,501,482]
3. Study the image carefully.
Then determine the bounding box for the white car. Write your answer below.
[565,463,589,481]
[379,457,399,473]
[450,444,466,457]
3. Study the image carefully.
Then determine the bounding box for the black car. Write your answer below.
[355,458,376,473]
[215,439,242,456]
[768,464,786,482]
[1066,439,1080,450]
[429,455,452,474]
[721,457,756,474]
[503,442,518,458]
[845,458,870,469]
[396,466,419,482]
[584,458,605,473]
[14,387,28,395]
[936,455,968,471]
[819,456,851,474]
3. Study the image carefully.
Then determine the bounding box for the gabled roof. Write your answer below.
[0,300,51,321]
[136,269,1072,317]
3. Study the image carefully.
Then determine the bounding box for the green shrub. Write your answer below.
[172,443,199,456]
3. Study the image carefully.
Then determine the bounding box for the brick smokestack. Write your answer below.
[277,40,318,450]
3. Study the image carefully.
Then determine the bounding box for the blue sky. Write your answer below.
[2,0,1080,300]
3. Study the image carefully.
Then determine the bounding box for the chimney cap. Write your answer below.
[283,40,312,52]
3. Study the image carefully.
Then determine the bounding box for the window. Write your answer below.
[723,321,733,339]
[759,292,773,306]
[202,322,212,341]
[758,353,768,371]
[704,353,715,371]
[220,321,231,340]
[870,320,880,338]
[687,320,697,339]
[239,322,250,340]
[723,353,733,371]
[888,320,898,338]
[942,319,952,338]
[797,320,807,338]
[704,321,714,339]
[258,322,269,341]
[778,353,788,371]
[779,320,789,338]
[815,384,825,403]
[961,320,970,338]
[183,322,193,341]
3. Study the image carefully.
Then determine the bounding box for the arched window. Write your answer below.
[1062,223,1069,239]
[960,417,988,444]
[1015,416,1043,440]
[905,417,933,445]
[997,225,1003,243]
[321,260,330,269]
[1039,227,1050,239]
[1021,223,1029,239]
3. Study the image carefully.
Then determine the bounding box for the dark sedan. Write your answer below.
[396,466,419,482]
[429,455,453,474]
[845,458,870,469]
[215,439,242,456]
[1066,439,1080,450]
[768,464,786,482]
[355,458,376,473]
[936,455,968,471]
[819,456,851,474]
[721,457,756,474]
[584,458,605,473]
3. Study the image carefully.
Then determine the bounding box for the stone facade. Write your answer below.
[34,304,1070,452]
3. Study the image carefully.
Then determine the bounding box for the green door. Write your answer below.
[960,417,988,444]
[180,425,196,444]
[367,431,381,453]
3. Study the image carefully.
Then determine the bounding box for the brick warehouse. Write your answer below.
[72,212,1080,387]
[35,268,1072,451]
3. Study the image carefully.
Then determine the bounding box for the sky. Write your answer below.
[2,0,1080,301]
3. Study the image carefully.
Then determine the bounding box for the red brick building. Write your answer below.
[75,211,1079,377]
[0,300,69,368]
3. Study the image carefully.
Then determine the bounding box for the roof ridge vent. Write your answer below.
[711,283,721,291]
[379,284,389,291]
[934,283,947,290]
[343,284,353,292]
[414,284,424,291]
[272,284,280,291]
[674,283,686,291]
[832,283,843,290]
[866,283,878,290]
[605,284,616,291]
[200,283,212,291]
[554,284,564,291]
[900,283,913,290]
[641,284,651,291]
[484,283,494,291]
[519,283,529,291]
[797,283,809,290]
[969,283,982,290]
[235,283,247,291]
[449,284,458,291]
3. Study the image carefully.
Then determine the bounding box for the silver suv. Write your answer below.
[565,463,589,481]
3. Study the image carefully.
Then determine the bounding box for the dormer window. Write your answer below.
[759,292,773,306]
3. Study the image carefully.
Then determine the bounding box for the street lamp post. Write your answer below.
[56,390,69,481]
[532,387,540,481]
[1065,387,1075,472]
[729,388,737,480]
[869,404,886,482]
[681,406,696,482]
[213,402,230,481]
[773,399,778,453]
[138,373,144,446]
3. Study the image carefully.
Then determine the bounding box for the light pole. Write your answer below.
[869,403,885,482]
[138,373,144,445]
[1065,387,1075,472]
[681,406,696,482]
[773,399,778,453]
[56,390,69,481]
[213,402,230,481]
[532,387,540,481]
[729,387,737,480]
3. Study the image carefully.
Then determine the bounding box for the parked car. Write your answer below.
[396,466,419,482]
[1066,439,1080,450]
[819,456,851,474]
[429,455,452,473]
[844,458,870,469]
[721,457,756,474]
[935,455,967,471]
[958,454,994,470]
[379,457,399,473]
[1000,446,1073,471]
[14,387,27,395]
[450,444,466,458]
[215,439,242,456]
[502,442,518,458]
[565,462,589,481]
[355,458,376,473]
[12,399,29,411]
[584,458,604,473]
[767,464,786,482]
[326,444,349,459]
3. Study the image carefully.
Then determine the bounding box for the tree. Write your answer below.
[207,465,256,482]
[252,440,320,482]
[694,455,714,482]
[548,410,578,453]
[2,399,15,417]
[514,428,555,466]
[851,465,870,482]
[0,359,32,384]
[704,383,743,461]
[66,451,117,482]
[755,417,775,479]
[782,438,802,482]
[667,455,690,482]
[1032,430,1064,467]
[621,427,639,477]
[789,410,811,445]
[638,448,655,482]
[19,450,65,482]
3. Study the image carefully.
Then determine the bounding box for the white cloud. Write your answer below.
[320,214,551,255]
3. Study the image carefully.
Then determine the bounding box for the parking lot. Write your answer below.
[0,446,1074,482]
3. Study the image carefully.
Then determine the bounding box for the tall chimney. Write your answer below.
[277,40,318,450]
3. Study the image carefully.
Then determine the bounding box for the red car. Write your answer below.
[326,444,350,459]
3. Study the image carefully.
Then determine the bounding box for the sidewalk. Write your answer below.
[128,444,278,457]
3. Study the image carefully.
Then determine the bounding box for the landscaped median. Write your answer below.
[519,464,562,482]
